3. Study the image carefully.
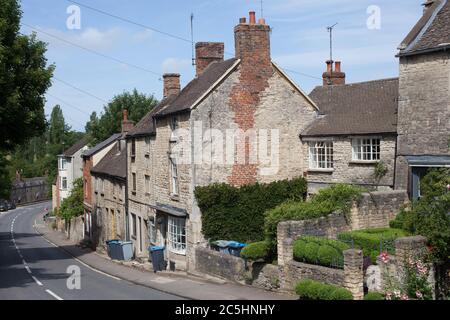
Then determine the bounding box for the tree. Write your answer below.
[0,0,54,152]
[0,153,11,198]
[58,178,84,221]
[47,105,70,145]
[85,89,158,145]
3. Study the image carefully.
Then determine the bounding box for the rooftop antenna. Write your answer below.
[190,13,195,67]
[326,23,338,63]
[260,0,264,18]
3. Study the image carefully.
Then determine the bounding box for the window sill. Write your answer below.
[307,168,334,173]
[349,160,379,165]
[131,191,136,196]
[170,194,180,201]
[168,248,186,256]
[145,192,151,196]
[131,235,136,240]
[169,137,178,143]
[144,153,150,158]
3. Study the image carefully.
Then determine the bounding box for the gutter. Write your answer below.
[397,44,450,58]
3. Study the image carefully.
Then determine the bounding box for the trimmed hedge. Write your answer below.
[195,177,307,243]
[293,236,349,268]
[338,228,408,263]
[364,292,385,300]
[240,241,272,261]
[295,279,353,300]
[264,184,364,246]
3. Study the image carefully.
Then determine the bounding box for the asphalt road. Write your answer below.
[0,202,181,300]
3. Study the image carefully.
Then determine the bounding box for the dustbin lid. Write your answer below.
[149,246,164,252]
[107,240,120,244]
[212,240,232,248]
[227,241,247,248]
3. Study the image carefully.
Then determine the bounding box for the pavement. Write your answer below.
[1,201,293,300]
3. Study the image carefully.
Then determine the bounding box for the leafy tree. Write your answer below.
[58,178,84,221]
[47,105,70,145]
[85,89,158,145]
[0,0,54,152]
[0,153,11,198]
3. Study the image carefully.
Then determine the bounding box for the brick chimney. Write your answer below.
[234,11,271,72]
[227,12,273,187]
[121,109,134,133]
[322,60,346,86]
[195,42,224,76]
[162,73,181,98]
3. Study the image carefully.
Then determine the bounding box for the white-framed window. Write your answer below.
[309,141,334,169]
[170,116,178,140]
[148,218,157,244]
[60,177,67,190]
[168,216,186,254]
[352,138,381,161]
[145,137,151,154]
[145,175,150,194]
[170,157,179,195]
[59,158,67,170]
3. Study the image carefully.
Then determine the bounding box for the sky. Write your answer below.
[20,0,423,132]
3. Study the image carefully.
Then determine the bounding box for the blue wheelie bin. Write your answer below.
[116,241,134,261]
[149,246,166,272]
[106,239,120,259]
[227,241,247,257]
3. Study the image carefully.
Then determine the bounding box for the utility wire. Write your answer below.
[21,23,162,78]
[46,92,92,116]
[52,77,108,103]
[65,0,192,43]
[63,0,321,82]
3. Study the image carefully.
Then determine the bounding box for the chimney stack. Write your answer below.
[195,42,224,76]
[162,73,181,98]
[121,109,134,133]
[234,11,271,71]
[322,60,346,86]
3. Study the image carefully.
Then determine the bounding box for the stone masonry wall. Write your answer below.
[395,51,450,190]
[304,135,397,192]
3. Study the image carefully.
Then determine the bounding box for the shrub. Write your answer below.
[293,236,349,267]
[240,241,273,261]
[264,184,364,246]
[338,228,408,263]
[195,177,307,243]
[364,292,384,300]
[389,168,450,263]
[59,178,84,221]
[295,279,353,300]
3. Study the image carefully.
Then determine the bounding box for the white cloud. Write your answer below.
[132,29,154,43]
[162,57,192,73]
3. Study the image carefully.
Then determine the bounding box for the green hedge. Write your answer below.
[264,184,364,246]
[338,228,408,263]
[293,236,349,268]
[240,241,273,261]
[195,177,307,243]
[295,279,353,300]
[364,292,385,300]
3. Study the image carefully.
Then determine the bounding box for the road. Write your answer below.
[0,202,181,300]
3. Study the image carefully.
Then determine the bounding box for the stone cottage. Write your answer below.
[394,0,450,200]
[300,62,399,194]
[125,11,319,271]
[91,138,127,253]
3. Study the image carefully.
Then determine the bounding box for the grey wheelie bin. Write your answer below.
[149,246,166,272]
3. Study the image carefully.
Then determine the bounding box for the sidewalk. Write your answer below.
[34,214,294,300]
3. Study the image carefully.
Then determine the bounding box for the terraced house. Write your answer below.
[126,11,320,270]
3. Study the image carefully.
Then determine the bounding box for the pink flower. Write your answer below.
[446,184,450,190]
[416,291,423,299]
[379,252,390,263]
[401,294,409,300]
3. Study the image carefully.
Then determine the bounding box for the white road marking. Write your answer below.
[32,276,43,286]
[25,266,32,274]
[45,289,63,300]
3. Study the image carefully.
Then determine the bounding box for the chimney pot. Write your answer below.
[195,42,224,76]
[323,60,345,86]
[123,109,128,121]
[326,60,333,73]
[121,109,134,133]
[335,61,341,72]
[249,11,256,24]
[258,18,266,25]
[163,73,181,98]
[239,17,246,24]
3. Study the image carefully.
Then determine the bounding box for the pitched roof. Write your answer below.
[398,0,450,57]
[63,137,89,157]
[155,58,239,117]
[301,78,399,137]
[126,95,176,137]
[91,143,126,180]
[82,133,122,158]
